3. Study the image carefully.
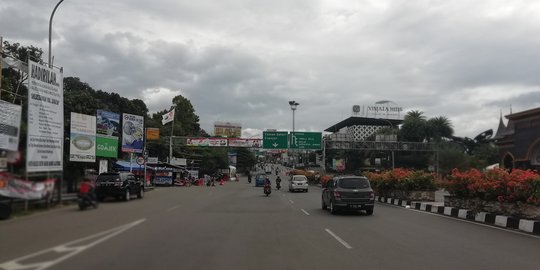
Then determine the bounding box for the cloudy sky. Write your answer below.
[2,0,540,138]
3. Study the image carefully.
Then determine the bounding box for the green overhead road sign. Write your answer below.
[263,131,289,149]
[291,132,322,149]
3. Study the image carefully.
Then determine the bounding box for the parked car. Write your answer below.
[255,173,267,187]
[288,175,308,192]
[321,175,375,215]
[95,172,144,201]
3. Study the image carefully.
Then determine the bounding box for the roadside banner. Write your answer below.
[69,112,96,162]
[96,110,119,158]
[186,138,228,147]
[0,100,22,151]
[26,60,64,172]
[0,172,55,200]
[227,138,261,148]
[228,151,237,166]
[121,113,144,153]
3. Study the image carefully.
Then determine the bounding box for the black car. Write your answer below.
[321,175,375,215]
[95,172,144,201]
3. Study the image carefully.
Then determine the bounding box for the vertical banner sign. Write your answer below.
[69,112,96,162]
[0,100,22,151]
[96,110,120,158]
[228,151,237,166]
[26,60,64,172]
[121,113,144,153]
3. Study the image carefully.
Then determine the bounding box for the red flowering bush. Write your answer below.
[365,168,436,195]
[444,168,540,205]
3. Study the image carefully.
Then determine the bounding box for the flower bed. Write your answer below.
[364,169,437,201]
[442,168,540,219]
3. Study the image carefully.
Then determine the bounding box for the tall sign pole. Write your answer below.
[169,109,175,163]
[48,0,64,67]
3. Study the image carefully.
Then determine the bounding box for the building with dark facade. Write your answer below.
[493,107,540,170]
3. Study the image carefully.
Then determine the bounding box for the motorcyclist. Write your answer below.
[79,178,97,206]
[264,176,271,186]
[275,176,282,190]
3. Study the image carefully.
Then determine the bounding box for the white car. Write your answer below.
[289,175,308,192]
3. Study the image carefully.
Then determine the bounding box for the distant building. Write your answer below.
[214,122,241,138]
[493,107,540,170]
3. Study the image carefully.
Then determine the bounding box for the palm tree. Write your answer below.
[400,110,427,142]
[426,116,454,142]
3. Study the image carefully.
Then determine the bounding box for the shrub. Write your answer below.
[444,168,540,205]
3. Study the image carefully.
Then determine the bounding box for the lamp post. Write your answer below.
[379,118,395,170]
[48,0,64,68]
[289,101,299,169]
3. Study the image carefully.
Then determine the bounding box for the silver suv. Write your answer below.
[321,175,375,215]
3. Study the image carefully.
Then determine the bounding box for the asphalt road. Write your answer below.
[1,172,540,270]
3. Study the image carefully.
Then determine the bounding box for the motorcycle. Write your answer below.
[276,182,281,190]
[248,175,252,183]
[78,193,98,210]
[264,184,272,196]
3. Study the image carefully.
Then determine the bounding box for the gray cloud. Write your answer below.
[2,0,540,137]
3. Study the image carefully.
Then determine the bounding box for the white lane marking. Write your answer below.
[167,205,181,212]
[301,209,310,216]
[0,219,146,270]
[289,200,294,204]
[325,228,353,249]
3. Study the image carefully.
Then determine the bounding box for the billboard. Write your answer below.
[227,138,261,148]
[186,138,228,147]
[214,122,241,138]
[69,112,96,162]
[121,113,144,153]
[96,110,119,158]
[26,60,64,172]
[0,101,22,151]
[146,128,160,140]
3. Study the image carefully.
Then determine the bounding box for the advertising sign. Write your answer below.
[227,138,261,148]
[186,138,228,147]
[228,151,237,166]
[121,113,144,153]
[96,110,119,158]
[0,101,22,151]
[69,112,96,162]
[214,122,241,138]
[146,128,160,140]
[26,60,64,172]
[154,167,173,185]
[0,172,55,200]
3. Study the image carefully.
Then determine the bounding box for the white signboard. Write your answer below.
[99,160,108,174]
[0,101,22,151]
[170,157,187,166]
[186,138,228,147]
[69,112,96,162]
[26,60,64,172]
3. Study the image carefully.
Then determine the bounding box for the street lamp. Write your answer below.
[48,0,64,68]
[289,101,299,169]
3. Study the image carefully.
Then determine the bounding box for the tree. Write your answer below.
[426,116,454,142]
[400,110,427,142]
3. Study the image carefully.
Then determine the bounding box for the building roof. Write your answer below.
[506,107,540,120]
[492,114,507,140]
[324,117,403,132]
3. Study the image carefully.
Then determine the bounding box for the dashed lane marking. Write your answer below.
[301,209,310,216]
[325,228,353,249]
